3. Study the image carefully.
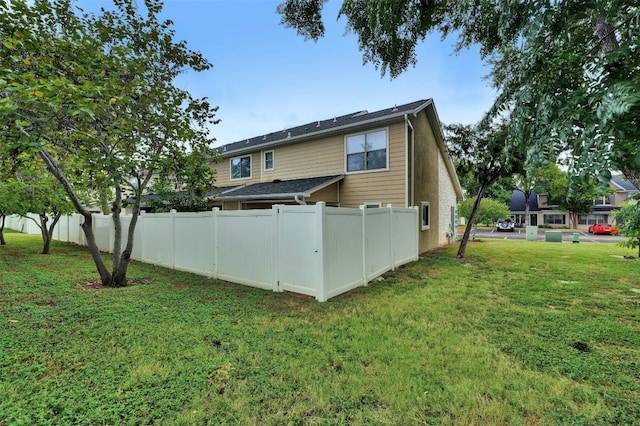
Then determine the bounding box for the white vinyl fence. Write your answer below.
[5,203,419,301]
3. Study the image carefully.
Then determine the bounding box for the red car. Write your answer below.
[588,223,619,235]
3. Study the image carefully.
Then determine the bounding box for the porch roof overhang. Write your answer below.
[208,175,344,203]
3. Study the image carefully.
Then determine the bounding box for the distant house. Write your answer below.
[509,175,639,229]
[208,99,464,252]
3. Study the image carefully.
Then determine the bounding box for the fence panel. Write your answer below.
[68,214,84,245]
[140,213,175,268]
[216,210,276,290]
[6,215,25,232]
[23,214,40,235]
[363,208,393,281]
[277,205,320,298]
[323,207,365,300]
[55,215,68,242]
[8,205,420,302]
[392,208,419,266]
[173,212,216,277]
[93,214,112,252]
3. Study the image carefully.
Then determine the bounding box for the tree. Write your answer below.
[0,0,219,286]
[0,181,20,246]
[457,168,514,205]
[277,1,640,188]
[11,158,75,254]
[536,163,609,229]
[613,197,640,257]
[445,122,523,258]
[143,150,218,213]
[458,197,511,237]
[512,164,556,227]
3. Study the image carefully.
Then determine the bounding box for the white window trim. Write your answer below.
[230,154,252,181]
[344,127,390,175]
[360,202,382,209]
[264,150,275,171]
[421,201,430,230]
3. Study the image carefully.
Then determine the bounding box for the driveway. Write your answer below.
[461,228,626,243]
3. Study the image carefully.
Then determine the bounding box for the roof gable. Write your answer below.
[211,175,344,201]
[217,99,433,157]
[611,174,638,192]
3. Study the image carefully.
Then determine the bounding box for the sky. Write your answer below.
[80,0,497,148]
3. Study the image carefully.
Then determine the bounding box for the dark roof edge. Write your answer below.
[220,100,434,158]
[211,175,344,202]
[421,102,464,201]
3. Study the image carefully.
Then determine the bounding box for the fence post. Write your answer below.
[272,204,282,293]
[360,205,368,286]
[170,209,177,270]
[138,210,145,262]
[212,208,219,279]
[315,202,327,302]
[414,206,420,260]
[388,204,395,271]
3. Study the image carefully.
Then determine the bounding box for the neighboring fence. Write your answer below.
[5,203,419,301]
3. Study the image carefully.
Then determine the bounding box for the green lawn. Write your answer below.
[1,231,639,425]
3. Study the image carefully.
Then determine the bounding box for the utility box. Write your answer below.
[545,231,563,242]
[526,226,538,241]
[573,232,580,243]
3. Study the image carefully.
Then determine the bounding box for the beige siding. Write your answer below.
[212,122,407,208]
[212,135,343,186]
[339,122,406,208]
[410,110,441,252]
[222,201,240,210]
[307,183,339,204]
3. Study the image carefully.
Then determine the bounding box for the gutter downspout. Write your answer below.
[405,115,415,207]
[294,194,306,205]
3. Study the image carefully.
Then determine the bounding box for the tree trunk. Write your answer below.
[621,167,640,193]
[80,214,112,286]
[40,212,63,255]
[0,214,5,245]
[457,183,488,258]
[38,213,51,254]
[524,189,531,227]
[110,173,152,287]
[37,147,113,285]
[569,212,578,230]
[110,186,128,287]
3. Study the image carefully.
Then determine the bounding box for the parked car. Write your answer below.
[496,218,515,232]
[588,223,619,235]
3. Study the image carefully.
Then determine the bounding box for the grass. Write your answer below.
[1,230,639,425]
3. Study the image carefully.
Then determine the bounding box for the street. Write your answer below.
[461,227,626,243]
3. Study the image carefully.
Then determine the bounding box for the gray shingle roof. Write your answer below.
[509,190,540,212]
[611,174,638,191]
[212,175,344,201]
[217,99,433,157]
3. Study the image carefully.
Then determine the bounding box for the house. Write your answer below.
[509,174,639,229]
[208,99,464,253]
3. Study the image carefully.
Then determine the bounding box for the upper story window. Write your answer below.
[230,154,251,180]
[593,195,613,206]
[264,151,274,171]
[346,129,388,173]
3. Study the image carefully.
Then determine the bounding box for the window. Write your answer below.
[230,155,251,180]
[579,214,606,225]
[346,129,388,172]
[543,214,565,225]
[593,195,613,206]
[264,151,274,171]
[361,202,382,209]
[421,202,430,230]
